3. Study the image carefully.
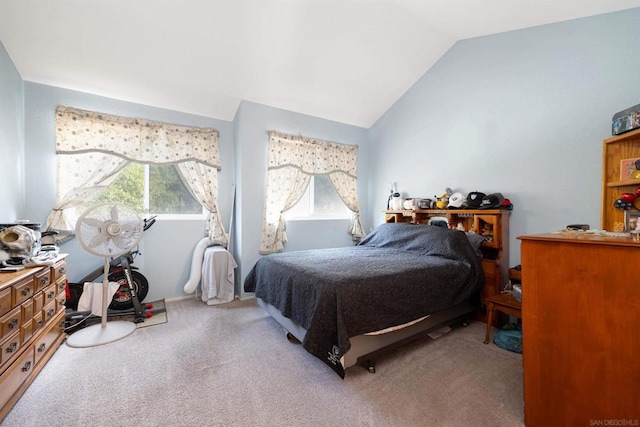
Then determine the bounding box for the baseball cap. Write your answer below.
[447,192,465,208]
[479,193,505,209]
[466,191,486,209]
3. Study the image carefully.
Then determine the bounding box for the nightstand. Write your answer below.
[483,292,522,344]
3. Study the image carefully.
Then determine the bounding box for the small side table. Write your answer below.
[483,292,522,344]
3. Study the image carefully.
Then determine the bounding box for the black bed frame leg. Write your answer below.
[285,332,301,344]
[365,360,376,374]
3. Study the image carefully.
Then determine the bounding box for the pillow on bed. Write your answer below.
[359,222,479,260]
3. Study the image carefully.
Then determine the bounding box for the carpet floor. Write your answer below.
[1,297,524,427]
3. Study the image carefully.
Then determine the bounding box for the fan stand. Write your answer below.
[67,259,136,348]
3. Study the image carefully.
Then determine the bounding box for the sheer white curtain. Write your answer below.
[259,131,364,254]
[48,106,226,243]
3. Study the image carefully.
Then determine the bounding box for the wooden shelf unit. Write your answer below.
[601,127,640,231]
[383,209,510,319]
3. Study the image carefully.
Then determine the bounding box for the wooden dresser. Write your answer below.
[0,256,67,421]
[519,233,640,426]
[384,209,510,318]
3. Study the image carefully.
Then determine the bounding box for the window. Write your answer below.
[285,175,350,219]
[48,106,227,244]
[96,163,204,216]
[260,131,365,254]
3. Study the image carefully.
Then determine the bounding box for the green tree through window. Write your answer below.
[96,163,202,215]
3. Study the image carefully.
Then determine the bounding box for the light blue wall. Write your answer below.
[0,40,24,221]
[4,8,640,299]
[23,83,235,302]
[234,101,370,297]
[369,8,640,266]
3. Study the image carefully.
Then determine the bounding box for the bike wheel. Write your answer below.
[107,270,149,310]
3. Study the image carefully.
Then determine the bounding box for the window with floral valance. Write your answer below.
[260,131,365,254]
[46,105,227,244]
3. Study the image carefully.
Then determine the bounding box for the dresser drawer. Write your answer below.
[20,319,34,345]
[56,277,66,295]
[0,288,10,318]
[20,299,34,323]
[56,292,66,313]
[34,311,64,365]
[33,267,51,293]
[11,277,34,307]
[32,311,44,334]
[0,330,21,365]
[43,283,57,306]
[1,307,21,341]
[0,342,34,410]
[32,293,44,314]
[52,260,67,283]
[42,301,57,325]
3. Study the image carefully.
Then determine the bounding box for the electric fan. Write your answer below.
[66,204,144,348]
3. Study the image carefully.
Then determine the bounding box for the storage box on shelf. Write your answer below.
[601,127,640,231]
[383,209,510,321]
[0,255,68,421]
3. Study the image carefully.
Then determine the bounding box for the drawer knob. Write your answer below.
[21,287,32,296]
[58,267,66,275]
[6,342,17,353]
[37,343,46,353]
[8,318,18,329]
[47,291,55,299]
[41,277,49,286]
[21,361,32,372]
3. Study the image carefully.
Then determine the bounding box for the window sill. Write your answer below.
[285,217,350,222]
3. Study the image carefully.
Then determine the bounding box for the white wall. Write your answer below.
[368,8,640,267]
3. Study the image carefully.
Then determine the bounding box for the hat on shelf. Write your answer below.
[466,191,486,209]
[447,192,466,208]
[480,193,505,209]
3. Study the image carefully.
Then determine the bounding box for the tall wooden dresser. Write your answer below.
[0,255,67,420]
[519,233,640,426]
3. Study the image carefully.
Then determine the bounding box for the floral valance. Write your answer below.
[55,105,220,169]
[267,131,357,177]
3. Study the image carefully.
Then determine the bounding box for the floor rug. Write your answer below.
[67,299,168,332]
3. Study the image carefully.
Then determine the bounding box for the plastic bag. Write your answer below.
[493,326,523,354]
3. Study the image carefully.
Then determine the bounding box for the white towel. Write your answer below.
[201,246,237,305]
[77,281,120,316]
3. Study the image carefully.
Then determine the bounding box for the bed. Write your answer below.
[243,222,485,378]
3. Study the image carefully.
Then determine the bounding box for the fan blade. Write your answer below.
[87,231,109,248]
[83,217,105,228]
[111,234,127,249]
[110,205,119,222]
[120,221,140,233]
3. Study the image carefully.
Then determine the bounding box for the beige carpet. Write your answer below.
[1,298,523,427]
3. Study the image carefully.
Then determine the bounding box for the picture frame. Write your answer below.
[619,158,640,180]
[624,210,640,232]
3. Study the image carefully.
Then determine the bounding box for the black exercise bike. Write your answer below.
[65,215,160,331]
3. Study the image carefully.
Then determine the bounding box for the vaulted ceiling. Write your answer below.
[1,1,639,128]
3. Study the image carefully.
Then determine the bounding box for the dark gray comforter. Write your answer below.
[243,222,484,378]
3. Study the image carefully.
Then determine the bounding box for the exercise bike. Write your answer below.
[65,215,160,331]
